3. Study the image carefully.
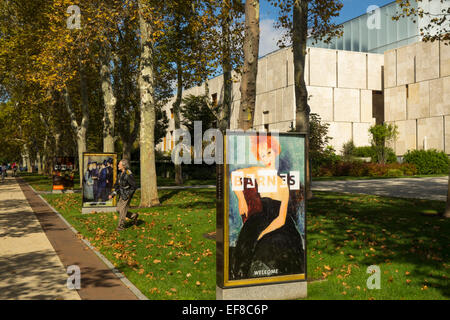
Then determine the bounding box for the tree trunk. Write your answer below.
[100,49,116,153]
[173,62,183,185]
[220,8,232,133]
[28,153,36,173]
[238,0,259,130]
[293,0,312,199]
[23,145,32,173]
[445,170,450,218]
[42,136,50,175]
[54,133,61,155]
[122,139,132,161]
[138,0,160,207]
[119,103,139,162]
[64,66,89,188]
[21,150,27,170]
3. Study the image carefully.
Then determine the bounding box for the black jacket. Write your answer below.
[111,169,137,201]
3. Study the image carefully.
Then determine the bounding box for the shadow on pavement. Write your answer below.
[0,250,73,300]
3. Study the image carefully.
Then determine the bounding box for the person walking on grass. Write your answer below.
[108,159,138,231]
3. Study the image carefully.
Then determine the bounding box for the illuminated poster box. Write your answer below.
[217,131,307,289]
[82,152,117,208]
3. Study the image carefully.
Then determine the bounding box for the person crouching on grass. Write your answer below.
[108,159,138,231]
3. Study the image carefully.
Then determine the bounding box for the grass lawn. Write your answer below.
[22,174,449,300]
[19,173,215,192]
[43,188,216,300]
[305,191,448,300]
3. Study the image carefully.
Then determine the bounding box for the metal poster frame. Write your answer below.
[81,152,117,208]
[219,131,307,288]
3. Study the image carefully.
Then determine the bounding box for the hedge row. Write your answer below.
[316,161,418,177]
[403,149,449,175]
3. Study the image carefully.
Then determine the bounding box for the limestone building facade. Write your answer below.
[385,40,450,155]
[159,47,384,154]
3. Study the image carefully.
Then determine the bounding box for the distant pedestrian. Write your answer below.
[1,163,7,182]
[108,159,137,231]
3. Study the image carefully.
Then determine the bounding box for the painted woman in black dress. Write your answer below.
[230,135,305,280]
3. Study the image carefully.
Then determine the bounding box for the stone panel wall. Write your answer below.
[158,46,384,154]
[384,40,450,155]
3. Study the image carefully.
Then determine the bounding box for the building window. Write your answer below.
[170,108,174,119]
[264,124,269,131]
[211,93,218,106]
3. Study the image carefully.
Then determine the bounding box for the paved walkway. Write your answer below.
[312,176,448,202]
[0,177,141,300]
[0,177,80,300]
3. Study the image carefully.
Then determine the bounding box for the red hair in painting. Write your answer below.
[250,134,281,161]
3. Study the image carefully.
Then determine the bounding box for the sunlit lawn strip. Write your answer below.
[21,173,215,191]
[19,173,79,191]
[43,189,216,300]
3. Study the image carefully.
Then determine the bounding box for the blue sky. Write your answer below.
[259,0,395,56]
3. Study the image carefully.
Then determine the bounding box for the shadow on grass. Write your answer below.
[159,189,184,203]
[308,191,449,298]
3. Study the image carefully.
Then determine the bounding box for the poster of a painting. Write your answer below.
[221,131,306,288]
[52,156,75,192]
[82,153,117,208]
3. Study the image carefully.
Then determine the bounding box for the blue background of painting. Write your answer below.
[227,134,305,247]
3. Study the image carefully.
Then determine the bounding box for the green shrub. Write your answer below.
[311,146,341,177]
[314,161,416,177]
[347,161,369,176]
[369,123,398,164]
[353,146,397,164]
[366,163,389,176]
[386,169,403,177]
[353,146,374,158]
[403,149,449,174]
[342,140,356,161]
[398,163,417,176]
